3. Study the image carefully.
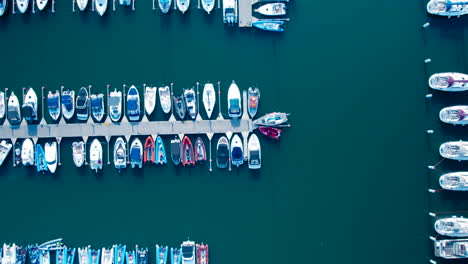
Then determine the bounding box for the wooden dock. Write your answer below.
[238,0,253,27]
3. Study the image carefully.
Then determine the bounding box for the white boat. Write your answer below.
[7,91,22,125]
[0,91,5,119]
[247,134,261,169]
[254,3,286,16]
[0,0,8,16]
[159,86,171,114]
[223,0,237,24]
[109,89,122,122]
[45,141,57,174]
[144,86,157,116]
[90,93,105,122]
[158,0,172,13]
[435,216,468,237]
[114,137,127,170]
[78,247,89,264]
[202,83,216,119]
[101,248,113,264]
[21,138,35,166]
[253,112,288,126]
[429,72,468,91]
[227,81,241,119]
[230,134,243,167]
[440,106,468,125]
[36,0,48,11]
[2,244,17,264]
[440,141,468,160]
[22,87,38,123]
[47,90,61,121]
[434,238,468,259]
[95,0,107,16]
[176,0,189,13]
[118,0,131,5]
[61,89,75,120]
[16,0,29,13]
[90,139,103,172]
[427,0,468,17]
[72,141,86,168]
[76,0,88,11]
[180,241,195,264]
[201,0,214,13]
[130,138,142,169]
[183,88,197,119]
[0,140,12,167]
[440,172,468,191]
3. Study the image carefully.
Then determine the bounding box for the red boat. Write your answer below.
[181,136,195,166]
[196,244,209,264]
[258,126,281,140]
[195,137,207,162]
[144,136,155,163]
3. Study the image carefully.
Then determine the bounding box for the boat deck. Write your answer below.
[238,0,253,27]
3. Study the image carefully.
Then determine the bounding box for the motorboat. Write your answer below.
[253,19,285,32]
[194,137,207,162]
[109,89,122,122]
[258,126,281,140]
[90,93,105,122]
[170,248,181,264]
[130,138,143,168]
[434,238,468,259]
[101,248,113,264]
[253,112,289,126]
[7,92,22,125]
[76,0,88,11]
[125,250,135,264]
[95,0,108,16]
[0,91,5,119]
[14,142,22,166]
[16,0,28,13]
[181,136,195,166]
[183,88,197,119]
[174,95,186,120]
[90,249,100,264]
[127,85,140,122]
[0,140,12,167]
[440,141,468,160]
[159,86,172,114]
[223,0,238,24]
[36,0,48,11]
[3,244,17,264]
[45,141,57,173]
[90,139,103,172]
[180,241,195,264]
[56,248,67,264]
[135,246,148,264]
[17,246,27,264]
[171,136,181,165]
[155,245,168,264]
[202,83,216,119]
[201,0,214,13]
[22,87,38,123]
[144,136,155,164]
[66,248,76,264]
[254,3,286,16]
[0,0,8,16]
[21,138,35,166]
[72,141,86,168]
[196,244,208,264]
[248,87,260,118]
[440,172,468,191]
[155,136,167,165]
[230,134,243,167]
[435,216,468,237]
[47,90,61,121]
[76,87,89,121]
[216,136,229,169]
[78,247,89,264]
[227,81,241,119]
[36,144,48,173]
[144,86,157,116]
[28,245,40,264]
[118,0,131,5]
[158,0,171,13]
[39,249,50,264]
[176,0,189,13]
[440,105,468,124]
[114,137,127,170]
[62,89,75,120]
[429,72,468,91]
[112,245,125,264]
[247,134,261,169]
[427,0,468,16]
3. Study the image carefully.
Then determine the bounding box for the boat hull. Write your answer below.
[36,144,48,173]
[183,88,197,119]
[194,137,206,162]
[22,138,35,166]
[429,72,468,91]
[255,3,286,16]
[130,138,143,168]
[216,136,229,168]
[435,217,468,237]
[0,140,12,167]
[127,86,141,122]
[47,91,61,121]
[158,0,172,13]
[159,86,172,114]
[0,0,8,16]
[202,83,216,119]
[7,92,22,125]
[109,90,122,122]
[114,137,127,169]
[72,141,85,168]
[227,81,241,119]
[247,134,261,169]
[440,141,468,160]
[90,139,103,172]
[62,90,75,120]
[247,87,260,118]
[0,91,5,119]
[77,0,88,11]
[155,136,167,164]
[76,87,89,121]
[181,136,195,166]
[45,142,57,173]
[427,0,468,16]
[144,136,155,164]
[440,172,468,191]
[16,0,28,13]
[145,86,157,116]
[201,0,214,13]
[230,134,243,167]
[95,0,108,16]
[171,136,181,165]
[434,238,468,259]
[36,0,48,11]
[176,0,189,13]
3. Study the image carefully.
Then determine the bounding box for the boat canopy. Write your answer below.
[128,99,139,114]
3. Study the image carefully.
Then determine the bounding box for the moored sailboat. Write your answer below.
[202,83,216,119]
[36,0,48,11]
[95,0,108,16]
[176,0,189,13]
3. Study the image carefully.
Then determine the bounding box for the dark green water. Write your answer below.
[0,0,451,263]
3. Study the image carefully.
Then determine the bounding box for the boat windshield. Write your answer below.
[181,247,193,258]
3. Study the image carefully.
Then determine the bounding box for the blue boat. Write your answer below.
[39,249,50,264]
[61,89,75,120]
[89,249,100,264]
[66,248,76,264]
[135,246,148,264]
[76,87,89,121]
[56,248,67,264]
[36,144,48,173]
[155,245,168,264]
[130,138,143,169]
[127,86,140,122]
[170,248,181,264]
[113,245,126,264]
[28,245,40,264]
[17,246,27,264]
[155,136,167,165]
[90,94,105,122]
[47,90,61,121]
[125,251,135,264]
[252,19,285,32]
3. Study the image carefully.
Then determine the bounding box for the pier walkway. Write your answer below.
[239,0,253,27]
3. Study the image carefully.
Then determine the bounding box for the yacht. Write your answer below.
[253,112,289,126]
[144,136,155,164]
[253,19,285,32]
[174,95,186,120]
[216,136,229,169]
[90,139,103,172]
[7,92,22,125]
[434,238,468,259]
[170,248,181,264]
[144,86,157,116]
[76,0,88,11]
[62,89,75,120]
[227,81,241,119]
[202,83,216,119]
[114,137,127,170]
[127,85,140,122]
[247,87,260,118]
[95,0,107,16]
[440,141,468,160]
[36,144,48,173]
[440,172,468,191]
[0,0,8,16]
[22,87,38,123]
[45,141,57,173]
[16,0,28,13]
[254,3,286,16]
[39,250,50,264]
[439,105,468,125]
[201,0,214,13]
[90,93,105,122]
[223,0,238,24]
[76,87,89,121]
[72,141,86,168]
[155,136,167,165]
[22,138,35,166]
[3,244,17,264]
[78,247,89,264]
[230,134,243,167]
[176,0,189,13]
[180,241,195,264]
[0,140,12,167]
[247,134,261,169]
[159,86,172,114]
[183,88,197,119]
[427,0,468,16]
[101,248,113,264]
[158,0,172,13]
[171,136,181,165]
[47,90,61,121]
[112,245,126,264]
[130,138,143,168]
[156,245,168,264]
[109,89,122,122]
[36,0,48,11]
[435,216,468,237]
[0,91,5,119]
[429,72,468,91]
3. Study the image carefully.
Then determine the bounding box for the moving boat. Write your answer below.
[66,248,76,264]
[112,245,125,264]
[90,139,103,172]
[114,137,127,170]
[135,246,148,264]
[76,87,89,121]
[155,136,167,165]
[253,19,285,32]
[171,136,181,165]
[155,245,168,264]
[247,134,261,169]
[127,85,140,122]
[176,0,189,13]
[440,105,468,124]
[47,90,61,121]
[109,89,122,122]
[89,249,100,264]
[258,126,281,140]
[144,136,155,164]
[0,91,4,119]
[3,244,17,264]
[181,136,195,166]
[253,112,288,126]
[216,136,229,169]
[14,142,22,166]
[180,241,195,264]
[76,0,88,11]
[125,250,135,264]
[201,0,214,13]
[159,86,171,114]
[22,87,38,123]
[22,138,35,166]
[36,144,48,173]
[440,172,468,191]
[196,244,208,264]
[247,87,260,118]
[427,0,468,16]
[429,72,468,91]
[72,141,86,168]
[0,0,8,16]
[56,248,67,264]
[435,216,468,237]
[440,141,468,160]
[174,95,186,120]
[194,137,207,162]
[78,247,89,264]
[202,83,215,119]
[62,89,75,120]
[223,0,238,24]
[39,249,50,264]
[183,88,197,119]
[0,140,12,167]
[434,238,468,259]
[95,0,108,16]
[101,248,113,264]
[158,0,172,13]
[16,0,28,13]
[227,81,241,119]
[17,246,27,264]
[170,248,181,264]
[45,141,57,173]
[230,134,243,167]
[7,92,22,125]
[130,138,143,168]
[90,93,105,122]
[28,245,40,264]
[36,0,48,11]
[254,3,286,16]
[144,86,157,116]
